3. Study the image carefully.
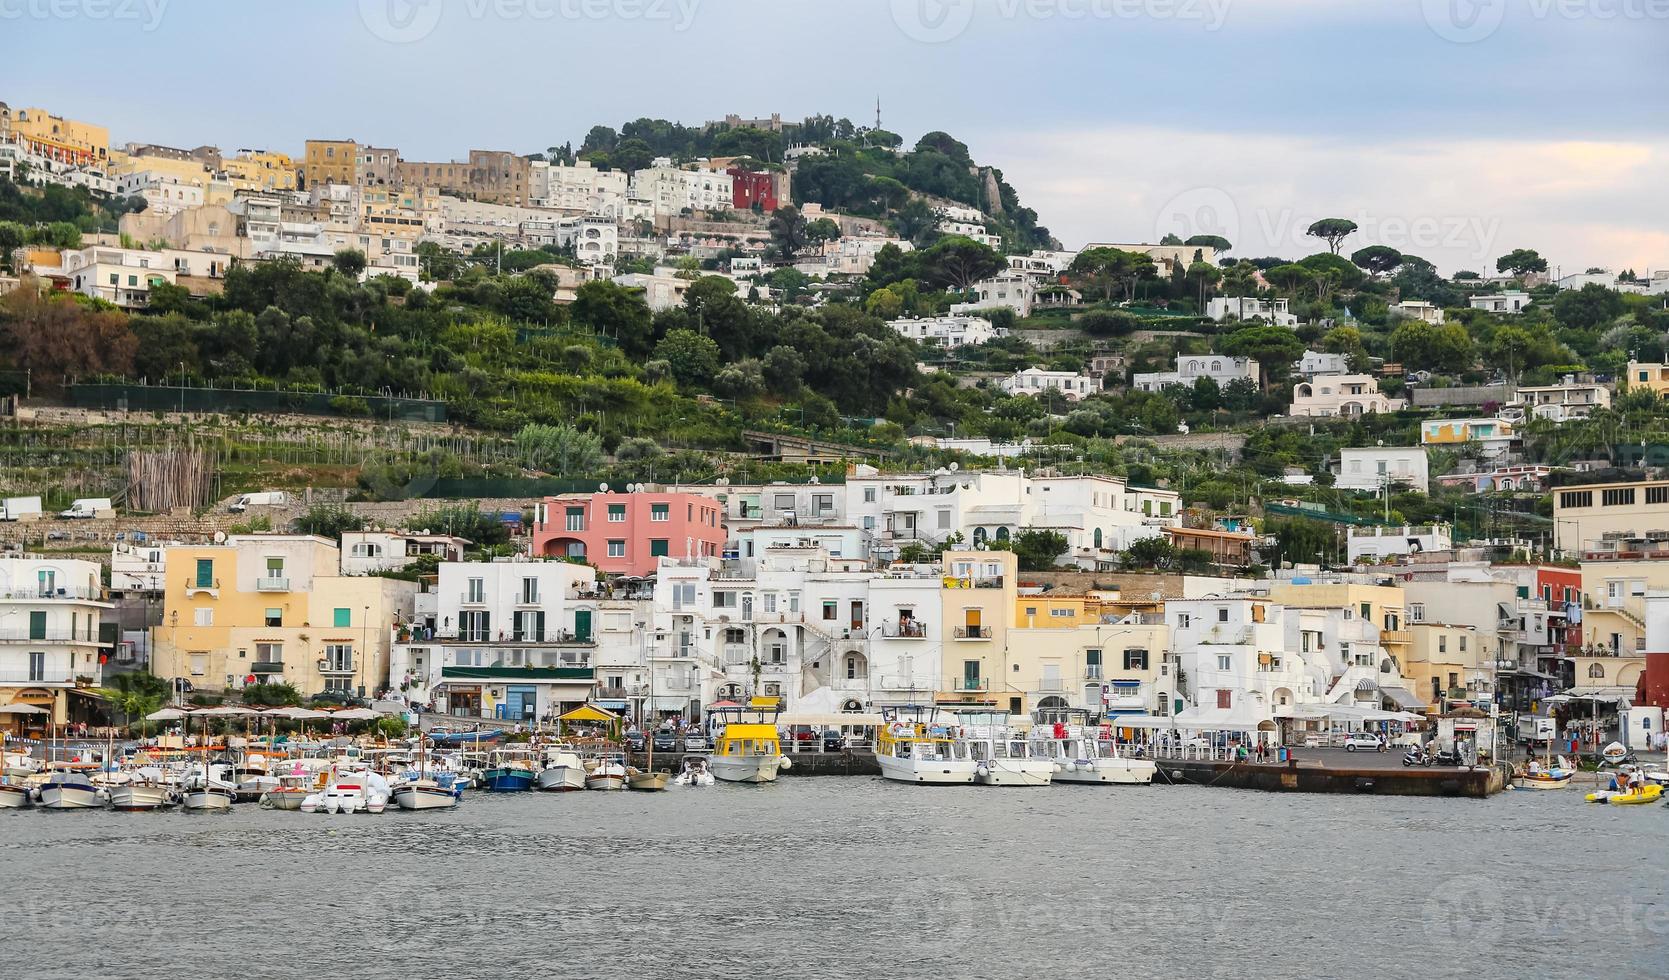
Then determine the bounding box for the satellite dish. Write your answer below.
[948,462,959,472]
[599,483,610,493]
[213,531,227,543]
[810,476,820,484]
[716,478,730,487]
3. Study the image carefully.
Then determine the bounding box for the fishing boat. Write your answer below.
[428,728,504,747]
[0,748,36,808]
[875,706,976,785]
[535,746,587,792]
[955,710,1053,787]
[105,768,177,811]
[673,756,715,787]
[179,765,236,812]
[709,698,790,784]
[1031,715,1156,785]
[34,770,105,809]
[391,775,460,810]
[480,746,538,792]
[626,766,670,791]
[1514,756,1574,791]
[261,771,320,810]
[584,750,628,791]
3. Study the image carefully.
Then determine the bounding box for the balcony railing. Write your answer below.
[0,631,102,643]
[1037,678,1066,693]
[0,671,81,684]
[437,630,595,645]
[881,623,928,639]
[953,677,988,692]
[251,662,285,674]
[255,577,290,592]
[1085,665,1103,680]
[319,662,356,675]
[0,587,104,601]
[954,626,991,639]
[459,593,487,606]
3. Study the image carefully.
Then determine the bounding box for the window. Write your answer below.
[194,558,214,588]
[323,643,353,672]
[607,540,625,558]
[333,607,351,628]
[1459,635,1467,652]
[1439,635,1447,653]
[822,600,837,621]
[1648,486,1669,505]
[763,594,777,613]
[651,504,670,522]
[565,507,585,531]
[1050,608,1072,619]
[1123,648,1148,670]
[1217,655,1232,671]
[255,642,281,664]
[650,539,669,557]
[1602,488,1636,507]
[1588,662,1606,679]
[1177,613,1191,629]
[863,517,875,530]
[1410,603,1425,622]
[1217,607,1229,623]
[1558,490,1593,509]
[608,504,626,523]
[521,577,539,604]
[193,608,213,626]
[28,611,45,640]
[864,488,876,503]
[467,578,484,603]
[1216,690,1232,709]
[264,608,282,628]
[1085,649,1102,679]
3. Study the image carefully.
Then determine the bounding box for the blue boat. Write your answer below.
[480,747,537,792]
[428,728,504,747]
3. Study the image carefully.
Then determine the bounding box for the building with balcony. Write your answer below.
[1393,300,1446,325]
[1346,524,1453,563]
[53,245,179,309]
[888,314,1001,348]
[388,559,600,721]
[1511,378,1610,423]
[1007,596,1168,716]
[936,551,1019,711]
[339,531,470,576]
[1469,290,1532,314]
[533,491,725,576]
[150,536,415,698]
[1553,480,1669,553]
[1162,526,1258,568]
[1205,296,1298,326]
[1295,350,1351,377]
[1290,373,1405,417]
[1403,623,1496,711]
[1624,359,1669,397]
[1132,354,1260,394]
[0,558,110,730]
[1000,367,1097,401]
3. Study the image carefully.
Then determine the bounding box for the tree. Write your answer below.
[1263,263,1310,294]
[332,248,367,278]
[1551,283,1624,331]
[1350,245,1403,276]
[1069,247,1157,303]
[865,286,903,320]
[0,288,137,387]
[1008,529,1069,571]
[762,344,807,394]
[917,236,1005,293]
[1222,325,1305,384]
[1496,248,1548,276]
[654,329,721,387]
[572,279,653,356]
[513,423,603,476]
[1488,325,1535,381]
[611,138,655,172]
[102,671,171,732]
[1390,320,1474,374]
[1321,325,1370,371]
[892,198,938,244]
[1191,375,1222,411]
[1185,234,1232,254]
[1122,535,1176,569]
[767,205,808,260]
[1306,217,1358,254]
[1184,261,1221,311]
[805,217,842,243]
[0,220,24,271]
[292,505,365,539]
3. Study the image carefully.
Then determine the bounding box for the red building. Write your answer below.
[533,492,726,577]
[1643,651,1669,708]
[729,168,780,212]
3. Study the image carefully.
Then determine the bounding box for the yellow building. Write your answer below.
[1573,556,1660,695]
[151,535,415,699]
[221,150,298,192]
[10,106,109,165]
[1624,360,1669,397]
[1405,623,1496,710]
[110,152,211,184]
[1265,581,1411,667]
[302,139,357,188]
[1008,593,1168,718]
[1554,479,1669,552]
[938,550,1017,712]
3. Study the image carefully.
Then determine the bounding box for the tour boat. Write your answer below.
[955,711,1053,787]
[875,706,977,785]
[673,756,715,787]
[1031,719,1156,785]
[34,771,106,809]
[535,747,588,792]
[481,747,538,792]
[708,698,790,784]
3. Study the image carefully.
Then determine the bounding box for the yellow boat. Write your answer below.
[1607,783,1663,807]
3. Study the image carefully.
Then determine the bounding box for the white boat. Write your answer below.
[34,771,105,809]
[0,782,30,809]
[536,747,588,792]
[178,763,237,811]
[584,756,628,791]
[626,767,671,791]
[305,769,391,814]
[956,711,1053,787]
[392,778,459,810]
[673,756,715,787]
[106,769,177,811]
[876,707,977,785]
[1032,722,1156,785]
[1514,756,1574,790]
[708,698,790,784]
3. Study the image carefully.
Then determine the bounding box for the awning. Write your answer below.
[1558,687,1635,702]
[596,699,629,711]
[558,704,618,723]
[779,712,884,728]
[1380,687,1427,711]
[0,703,48,716]
[1102,715,1176,730]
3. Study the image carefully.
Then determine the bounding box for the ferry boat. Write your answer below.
[876,706,977,785]
[1032,712,1156,785]
[955,710,1053,786]
[708,698,790,784]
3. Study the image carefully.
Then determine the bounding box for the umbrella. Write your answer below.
[0,704,48,716]
[194,705,259,717]
[145,707,188,721]
[330,708,380,721]
[265,707,330,720]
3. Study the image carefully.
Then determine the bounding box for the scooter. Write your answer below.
[1402,748,1430,768]
[1430,748,1463,767]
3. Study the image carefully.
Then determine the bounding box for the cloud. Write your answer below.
[993,125,1669,275]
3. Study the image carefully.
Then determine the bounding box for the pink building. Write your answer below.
[533,492,725,576]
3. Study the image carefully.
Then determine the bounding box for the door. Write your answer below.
[740,594,753,622]
[574,609,592,643]
[850,601,864,631]
[963,660,981,690]
[506,686,537,722]
[964,607,982,637]
[28,611,46,640]
[28,651,45,682]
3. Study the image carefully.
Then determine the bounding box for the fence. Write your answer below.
[69,383,447,423]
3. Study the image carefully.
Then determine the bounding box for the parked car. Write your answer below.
[821,729,846,752]
[624,731,647,753]
[652,730,679,752]
[682,732,710,752]
[1343,732,1386,752]
[308,691,371,709]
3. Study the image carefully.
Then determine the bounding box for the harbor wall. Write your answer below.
[627,750,882,776]
[1155,758,1508,797]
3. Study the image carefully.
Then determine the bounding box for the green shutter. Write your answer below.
[195,559,213,588]
[29,611,46,640]
[650,539,669,557]
[333,608,351,628]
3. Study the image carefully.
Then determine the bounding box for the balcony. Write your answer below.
[1085,665,1104,681]
[0,631,102,644]
[250,661,285,675]
[953,677,988,692]
[1380,630,1412,644]
[0,587,104,601]
[1036,678,1066,693]
[881,622,928,639]
[184,580,220,597]
[0,670,80,684]
[318,662,356,675]
[954,625,992,640]
[255,577,290,593]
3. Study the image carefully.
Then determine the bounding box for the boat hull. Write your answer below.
[108,785,175,811]
[1514,773,1572,790]
[482,769,536,793]
[975,759,1054,786]
[585,769,627,791]
[1054,758,1157,785]
[536,767,586,792]
[181,789,235,812]
[877,755,976,785]
[0,784,31,809]
[709,755,782,784]
[262,789,310,811]
[626,770,670,791]
[393,785,458,810]
[37,784,104,809]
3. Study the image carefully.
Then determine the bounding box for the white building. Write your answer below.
[1393,300,1446,324]
[889,314,1000,348]
[1346,525,1454,563]
[1133,354,1260,393]
[1335,447,1430,494]
[1290,374,1405,417]
[54,245,178,309]
[1511,378,1611,423]
[1295,351,1351,377]
[389,559,602,721]
[1205,296,1297,327]
[1007,249,1079,280]
[951,272,1036,317]
[117,171,207,216]
[110,541,171,593]
[1000,368,1097,401]
[340,532,470,576]
[1469,291,1533,314]
[529,160,629,217]
[0,557,109,726]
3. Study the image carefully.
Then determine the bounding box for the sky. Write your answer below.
[3,0,1665,275]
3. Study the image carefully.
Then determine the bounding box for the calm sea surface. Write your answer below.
[3,779,1665,980]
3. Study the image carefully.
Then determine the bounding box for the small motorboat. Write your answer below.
[303,769,389,814]
[179,764,236,812]
[673,756,715,787]
[584,755,627,791]
[0,782,31,809]
[1608,783,1663,807]
[106,769,177,811]
[626,767,670,792]
[535,748,587,793]
[1514,757,1574,790]
[392,777,459,811]
[34,771,105,810]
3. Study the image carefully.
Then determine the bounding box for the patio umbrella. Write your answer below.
[263,707,330,720]
[145,707,188,721]
[331,708,380,721]
[194,705,259,717]
[0,704,48,716]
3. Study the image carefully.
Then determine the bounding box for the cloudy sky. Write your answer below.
[5,0,1664,274]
